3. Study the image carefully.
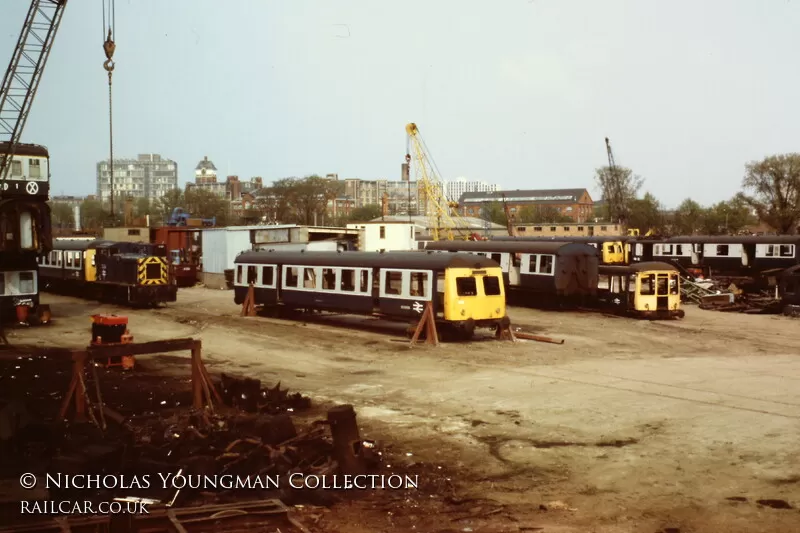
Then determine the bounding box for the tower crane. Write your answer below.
[404,123,475,241]
[0,0,68,183]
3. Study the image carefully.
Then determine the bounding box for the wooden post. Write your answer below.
[241,283,256,317]
[327,405,365,476]
[409,301,439,347]
[495,319,516,342]
[191,343,203,409]
[73,353,87,421]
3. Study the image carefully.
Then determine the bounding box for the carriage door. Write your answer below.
[691,244,701,265]
[656,273,669,310]
[742,243,755,267]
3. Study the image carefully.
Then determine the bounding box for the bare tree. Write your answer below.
[594,165,643,225]
[738,154,800,234]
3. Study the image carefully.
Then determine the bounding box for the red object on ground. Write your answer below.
[16,305,29,323]
[91,314,128,326]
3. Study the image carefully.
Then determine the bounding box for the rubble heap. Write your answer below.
[1,357,380,513]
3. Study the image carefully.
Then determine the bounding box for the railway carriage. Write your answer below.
[421,240,599,303]
[233,250,508,339]
[489,235,629,264]
[0,142,53,322]
[39,238,177,306]
[631,235,800,281]
[597,262,684,319]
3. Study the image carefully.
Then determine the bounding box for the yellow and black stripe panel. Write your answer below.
[137,256,169,285]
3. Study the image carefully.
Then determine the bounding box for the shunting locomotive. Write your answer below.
[39,238,177,306]
[233,250,509,339]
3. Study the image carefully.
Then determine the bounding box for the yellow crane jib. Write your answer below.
[404,123,472,241]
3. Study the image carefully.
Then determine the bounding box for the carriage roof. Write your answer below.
[598,261,679,275]
[235,250,502,270]
[53,238,104,251]
[490,235,632,244]
[424,240,599,256]
[632,235,800,245]
[0,142,49,158]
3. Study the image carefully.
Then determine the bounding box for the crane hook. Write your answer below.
[103,29,116,73]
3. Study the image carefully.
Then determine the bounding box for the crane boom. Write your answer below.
[405,123,474,241]
[0,0,68,183]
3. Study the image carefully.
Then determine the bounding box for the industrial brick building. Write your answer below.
[459,188,594,223]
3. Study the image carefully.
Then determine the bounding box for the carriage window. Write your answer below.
[360,270,369,292]
[661,244,672,255]
[490,253,502,264]
[511,253,520,268]
[766,245,775,257]
[669,274,679,295]
[716,245,729,256]
[628,275,637,292]
[303,268,317,288]
[597,275,609,290]
[539,255,554,275]
[236,265,243,284]
[410,272,428,297]
[247,265,257,284]
[19,272,34,294]
[29,159,41,178]
[640,274,655,295]
[340,269,355,291]
[527,255,537,273]
[262,266,274,286]
[456,277,477,296]
[657,275,668,295]
[781,245,794,257]
[322,268,336,290]
[66,252,73,267]
[384,271,402,295]
[483,276,501,295]
[285,267,299,288]
[11,160,22,176]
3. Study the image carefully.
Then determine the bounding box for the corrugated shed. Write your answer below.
[201,227,264,273]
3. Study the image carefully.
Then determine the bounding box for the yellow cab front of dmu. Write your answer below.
[597,261,684,319]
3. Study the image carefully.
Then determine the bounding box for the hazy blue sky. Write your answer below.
[2,1,799,207]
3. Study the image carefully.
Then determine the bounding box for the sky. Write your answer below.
[2,0,799,208]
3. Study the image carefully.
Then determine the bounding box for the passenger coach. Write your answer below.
[489,235,629,264]
[233,250,509,339]
[421,240,600,303]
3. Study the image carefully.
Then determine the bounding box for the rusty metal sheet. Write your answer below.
[252,228,291,244]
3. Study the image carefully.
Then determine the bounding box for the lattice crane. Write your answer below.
[0,0,68,183]
[405,123,475,241]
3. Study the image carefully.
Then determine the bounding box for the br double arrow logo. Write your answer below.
[412,301,424,313]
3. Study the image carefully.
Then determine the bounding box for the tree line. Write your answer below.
[48,152,800,235]
[589,152,800,235]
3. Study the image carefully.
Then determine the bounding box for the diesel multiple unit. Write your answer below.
[233,250,509,339]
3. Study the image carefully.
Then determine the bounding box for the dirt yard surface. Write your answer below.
[11,288,800,532]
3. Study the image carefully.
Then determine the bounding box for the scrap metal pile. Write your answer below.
[695,283,783,314]
[0,354,380,521]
